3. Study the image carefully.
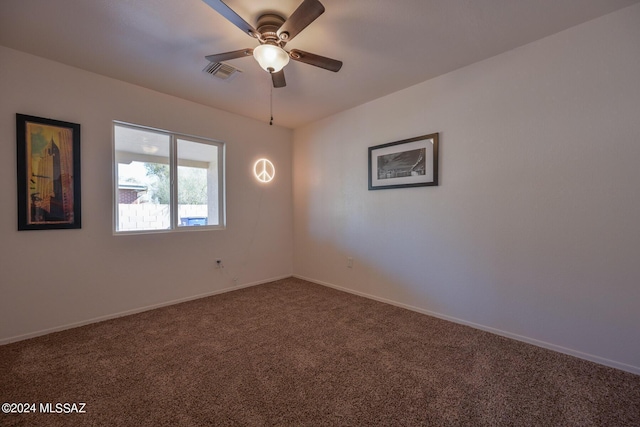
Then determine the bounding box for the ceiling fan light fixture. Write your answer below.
[253,44,290,73]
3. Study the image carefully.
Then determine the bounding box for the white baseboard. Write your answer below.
[294,274,640,376]
[0,274,291,346]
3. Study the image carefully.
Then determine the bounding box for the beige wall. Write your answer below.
[293,4,640,374]
[0,46,293,342]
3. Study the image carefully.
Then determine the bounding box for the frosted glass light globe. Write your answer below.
[253,44,290,73]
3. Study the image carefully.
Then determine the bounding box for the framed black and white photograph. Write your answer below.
[16,113,81,230]
[368,133,439,190]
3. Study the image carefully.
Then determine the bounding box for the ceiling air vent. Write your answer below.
[203,62,242,82]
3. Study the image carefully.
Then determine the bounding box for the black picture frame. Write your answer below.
[16,114,81,230]
[368,133,439,190]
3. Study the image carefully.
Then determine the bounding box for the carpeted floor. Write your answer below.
[1,277,639,426]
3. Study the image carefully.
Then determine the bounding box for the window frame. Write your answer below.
[113,121,226,235]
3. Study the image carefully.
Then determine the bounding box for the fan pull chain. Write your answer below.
[269,84,274,126]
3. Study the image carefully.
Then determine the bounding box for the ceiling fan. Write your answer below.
[203,0,343,88]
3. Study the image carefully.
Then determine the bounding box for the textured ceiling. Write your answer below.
[1,0,638,129]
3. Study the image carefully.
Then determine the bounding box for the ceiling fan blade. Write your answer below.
[202,0,259,38]
[277,0,325,42]
[271,70,286,88]
[205,49,254,63]
[289,49,342,72]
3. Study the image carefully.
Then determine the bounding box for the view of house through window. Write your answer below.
[114,123,224,232]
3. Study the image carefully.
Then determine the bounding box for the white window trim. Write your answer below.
[112,121,226,235]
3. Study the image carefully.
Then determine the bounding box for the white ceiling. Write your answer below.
[1,0,638,129]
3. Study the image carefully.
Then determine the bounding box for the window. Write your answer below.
[113,122,225,233]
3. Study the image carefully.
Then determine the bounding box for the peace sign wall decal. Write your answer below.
[254,158,275,183]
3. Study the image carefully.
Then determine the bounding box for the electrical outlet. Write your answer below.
[216,259,223,268]
[233,277,238,285]
[347,257,353,268]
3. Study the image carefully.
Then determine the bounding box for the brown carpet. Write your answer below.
[1,277,639,426]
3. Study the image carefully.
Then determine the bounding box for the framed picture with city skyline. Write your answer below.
[368,133,439,190]
[16,114,81,230]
